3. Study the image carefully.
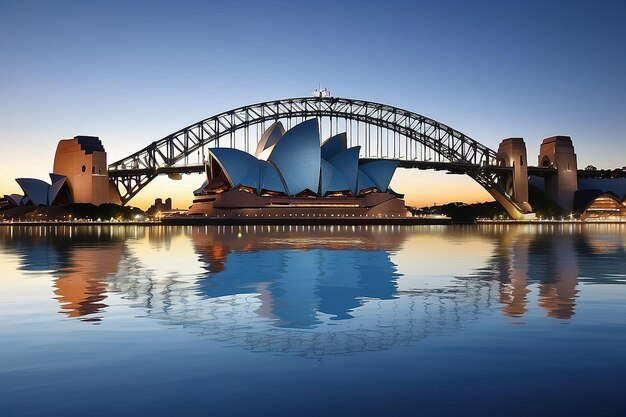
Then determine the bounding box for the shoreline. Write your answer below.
[476,220,626,225]
[0,221,161,226]
[0,218,452,226]
[161,216,452,226]
[1,219,625,226]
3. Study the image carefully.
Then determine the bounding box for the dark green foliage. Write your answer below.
[65,203,145,220]
[414,184,567,223]
[426,202,506,223]
[527,184,566,218]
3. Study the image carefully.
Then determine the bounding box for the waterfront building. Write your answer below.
[579,192,626,221]
[53,136,121,205]
[2,136,121,210]
[188,119,408,218]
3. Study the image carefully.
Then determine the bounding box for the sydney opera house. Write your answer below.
[186,119,409,220]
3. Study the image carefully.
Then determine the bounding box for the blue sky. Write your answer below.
[1,0,625,208]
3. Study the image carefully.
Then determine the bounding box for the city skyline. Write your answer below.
[1,0,625,209]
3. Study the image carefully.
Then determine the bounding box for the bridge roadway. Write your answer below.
[107,161,558,180]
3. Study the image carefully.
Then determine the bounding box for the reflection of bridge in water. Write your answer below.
[2,225,626,356]
[467,224,626,319]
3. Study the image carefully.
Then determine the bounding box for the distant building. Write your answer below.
[146,198,172,217]
[2,136,120,209]
[578,192,626,221]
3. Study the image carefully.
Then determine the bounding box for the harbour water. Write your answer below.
[1,224,625,416]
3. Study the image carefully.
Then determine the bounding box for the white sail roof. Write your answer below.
[16,178,50,206]
[358,160,399,192]
[255,121,285,160]
[208,148,260,190]
[321,133,347,160]
[269,118,321,196]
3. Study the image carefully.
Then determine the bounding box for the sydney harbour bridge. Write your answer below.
[106,95,575,219]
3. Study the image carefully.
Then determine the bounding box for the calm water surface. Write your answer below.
[1,224,625,416]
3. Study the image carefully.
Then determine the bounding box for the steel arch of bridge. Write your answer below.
[109,96,519,211]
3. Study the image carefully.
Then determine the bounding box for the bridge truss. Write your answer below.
[108,96,522,212]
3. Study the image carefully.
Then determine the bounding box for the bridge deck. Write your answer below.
[108,162,560,178]
[108,165,205,178]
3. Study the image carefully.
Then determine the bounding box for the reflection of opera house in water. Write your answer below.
[184,119,409,219]
[110,227,502,356]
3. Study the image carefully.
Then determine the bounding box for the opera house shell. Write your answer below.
[3,173,73,209]
[188,119,408,218]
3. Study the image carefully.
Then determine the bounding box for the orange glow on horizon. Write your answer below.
[1,166,494,211]
[127,168,494,210]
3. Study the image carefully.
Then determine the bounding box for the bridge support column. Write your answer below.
[538,136,577,211]
[496,138,533,216]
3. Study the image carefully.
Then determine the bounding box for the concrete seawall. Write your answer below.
[161,216,452,226]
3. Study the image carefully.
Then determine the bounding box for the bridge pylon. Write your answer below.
[538,136,577,211]
[494,138,534,219]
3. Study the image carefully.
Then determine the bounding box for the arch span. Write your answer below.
[108,96,530,218]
